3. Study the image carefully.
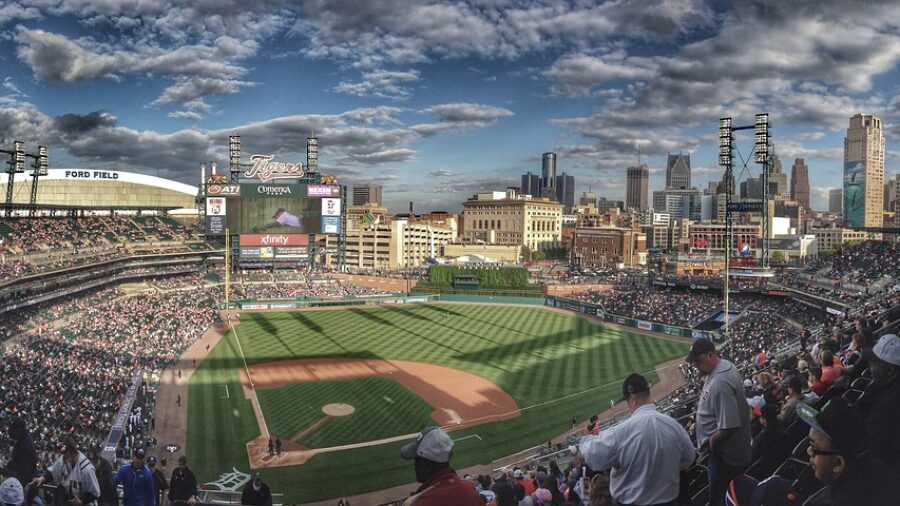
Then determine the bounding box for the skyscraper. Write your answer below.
[626,164,649,210]
[521,171,542,197]
[790,158,810,212]
[843,114,885,227]
[829,188,843,215]
[352,183,383,206]
[768,152,787,197]
[665,153,691,190]
[555,172,575,212]
[542,152,557,195]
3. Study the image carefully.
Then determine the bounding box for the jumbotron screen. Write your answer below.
[226,183,341,235]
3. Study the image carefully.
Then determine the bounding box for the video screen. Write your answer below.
[227,183,321,234]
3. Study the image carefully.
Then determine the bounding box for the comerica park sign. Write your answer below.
[244,154,305,182]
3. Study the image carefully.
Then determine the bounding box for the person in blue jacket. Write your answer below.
[113,449,156,506]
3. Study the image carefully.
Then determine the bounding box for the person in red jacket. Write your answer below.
[401,426,482,506]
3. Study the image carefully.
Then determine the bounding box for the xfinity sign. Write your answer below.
[244,154,305,182]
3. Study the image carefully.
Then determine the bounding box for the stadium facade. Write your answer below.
[0,169,198,211]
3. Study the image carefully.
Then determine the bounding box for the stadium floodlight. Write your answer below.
[718,117,732,167]
[13,141,25,173]
[229,135,241,170]
[754,113,770,164]
[37,146,48,176]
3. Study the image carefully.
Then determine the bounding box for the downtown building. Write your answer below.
[844,114,885,227]
[666,154,691,190]
[790,158,811,212]
[461,190,563,251]
[352,183,383,206]
[626,164,649,210]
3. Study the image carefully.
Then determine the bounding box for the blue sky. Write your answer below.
[0,0,898,212]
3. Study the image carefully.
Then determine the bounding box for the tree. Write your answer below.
[531,250,546,261]
[771,251,786,264]
[520,245,531,263]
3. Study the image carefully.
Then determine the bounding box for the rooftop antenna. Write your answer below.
[637,142,642,165]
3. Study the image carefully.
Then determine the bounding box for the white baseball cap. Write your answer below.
[400,427,454,463]
[0,478,24,506]
[872,334,900,367]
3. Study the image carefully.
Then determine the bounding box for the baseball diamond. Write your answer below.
[174,303,689,503]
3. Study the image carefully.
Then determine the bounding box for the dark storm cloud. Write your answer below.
[54,111,117,135]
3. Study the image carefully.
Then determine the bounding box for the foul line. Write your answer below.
[230,321,269,438]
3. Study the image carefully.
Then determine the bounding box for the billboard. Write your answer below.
[227,183,321,234]
[843,160,865,227]
[239,234,309,260]
[239,234,309,247]
[206,197,227,235]
[308,185,340,197]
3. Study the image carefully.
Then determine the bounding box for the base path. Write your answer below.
[241,358,521,469]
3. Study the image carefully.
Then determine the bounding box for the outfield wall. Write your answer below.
[544,295,718,341]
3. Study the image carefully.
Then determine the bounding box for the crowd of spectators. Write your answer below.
[0,216,208,281]
[0,285,219,469]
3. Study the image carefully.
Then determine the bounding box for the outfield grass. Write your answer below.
[187,303,689,503]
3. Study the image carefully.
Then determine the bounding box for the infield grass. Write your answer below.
[187,303,689,503]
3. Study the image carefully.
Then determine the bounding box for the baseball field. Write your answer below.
[186,303,689,503]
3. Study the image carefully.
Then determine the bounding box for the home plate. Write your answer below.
[322,403,355,416]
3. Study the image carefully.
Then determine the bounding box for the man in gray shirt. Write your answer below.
[687,339,751,506]
[579,373,697,506]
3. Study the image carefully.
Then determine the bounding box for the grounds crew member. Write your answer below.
[686,339,751,506]
[400,426,482,505]
[113,449,155,506]
[33,435,101,506]
[577,373,696,506]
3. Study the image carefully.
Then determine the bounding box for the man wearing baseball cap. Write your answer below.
[858,333,900,474]
[797,398,897,505]
[113,448,156,506]
[399,426,481,505]
[686,339,751,506]
[0,477,24,506]
[577,373,696,506]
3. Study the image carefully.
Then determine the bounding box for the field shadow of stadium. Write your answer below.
[289,311,348,352]
[383,306,506,347]
[346,307,477,358]
[198,350,384,371]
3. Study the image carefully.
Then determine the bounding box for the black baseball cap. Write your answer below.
[617,373,650,403]
[797,398,865,457]
[133,448,145,459]
[686,339,716,363]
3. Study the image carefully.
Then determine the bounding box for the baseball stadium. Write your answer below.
[1,141,899,506]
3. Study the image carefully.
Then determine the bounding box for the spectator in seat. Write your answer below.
[778,375,809,426]
[751,404,788,471]
[819,351,844,387]
[686,339,752,506]
[578,373,696,506]
[400,426,481,506]
[512,468,534,497]
[583,415,600,436]
[858,334,900,475]
[240,473,272,506]
[167,456,198,506]
[807,367,827,397]
[798,399,897,505]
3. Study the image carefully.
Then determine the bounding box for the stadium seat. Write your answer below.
[841,388,864,406]
[691,484,709,506]
[791,438,810,462]
[851,376,872,390]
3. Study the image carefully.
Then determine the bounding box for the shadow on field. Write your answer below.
[290,311,348,352]
[348,308,473,357]
[199,350,384,370]
[386,306,505,347]
[417,304,465,317]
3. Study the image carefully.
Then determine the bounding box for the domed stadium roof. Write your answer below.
[0,169,197,210]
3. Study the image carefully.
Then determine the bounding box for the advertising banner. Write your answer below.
[322,216,341,234]
[843,160,865,227]
[322,197,341,216]
[637,320,652,331]
[206,184,240,196]
[239,234,309,247]
[308,185,341,197]
[206,197,227,235]
[228,183,321,234]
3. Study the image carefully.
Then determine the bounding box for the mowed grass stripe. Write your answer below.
[188,303,689,503]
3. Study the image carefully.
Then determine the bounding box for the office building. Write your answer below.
[829,189,843,215]
[626,164,650,210]
[790,158,811,212]
[579,192,596,207]
[768,153,787,198]
[666,153,691,190]
[555,172,576,212]
[521,171,542,197]
[844,114,885,227]
[461,191,563,251]
[542,152,557,195]
[597,197,625,213]
[570,227,646,268]
[652,188,701,220]
[884,175,899,212]
[352,183,383,206]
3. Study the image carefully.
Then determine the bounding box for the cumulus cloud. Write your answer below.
[333,70,421,99]
[544,51,658,96]
[411,102,514,136]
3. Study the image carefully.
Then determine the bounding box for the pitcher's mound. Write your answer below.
[322,403,355,416]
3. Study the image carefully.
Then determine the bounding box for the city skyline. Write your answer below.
[0,1,899,213]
